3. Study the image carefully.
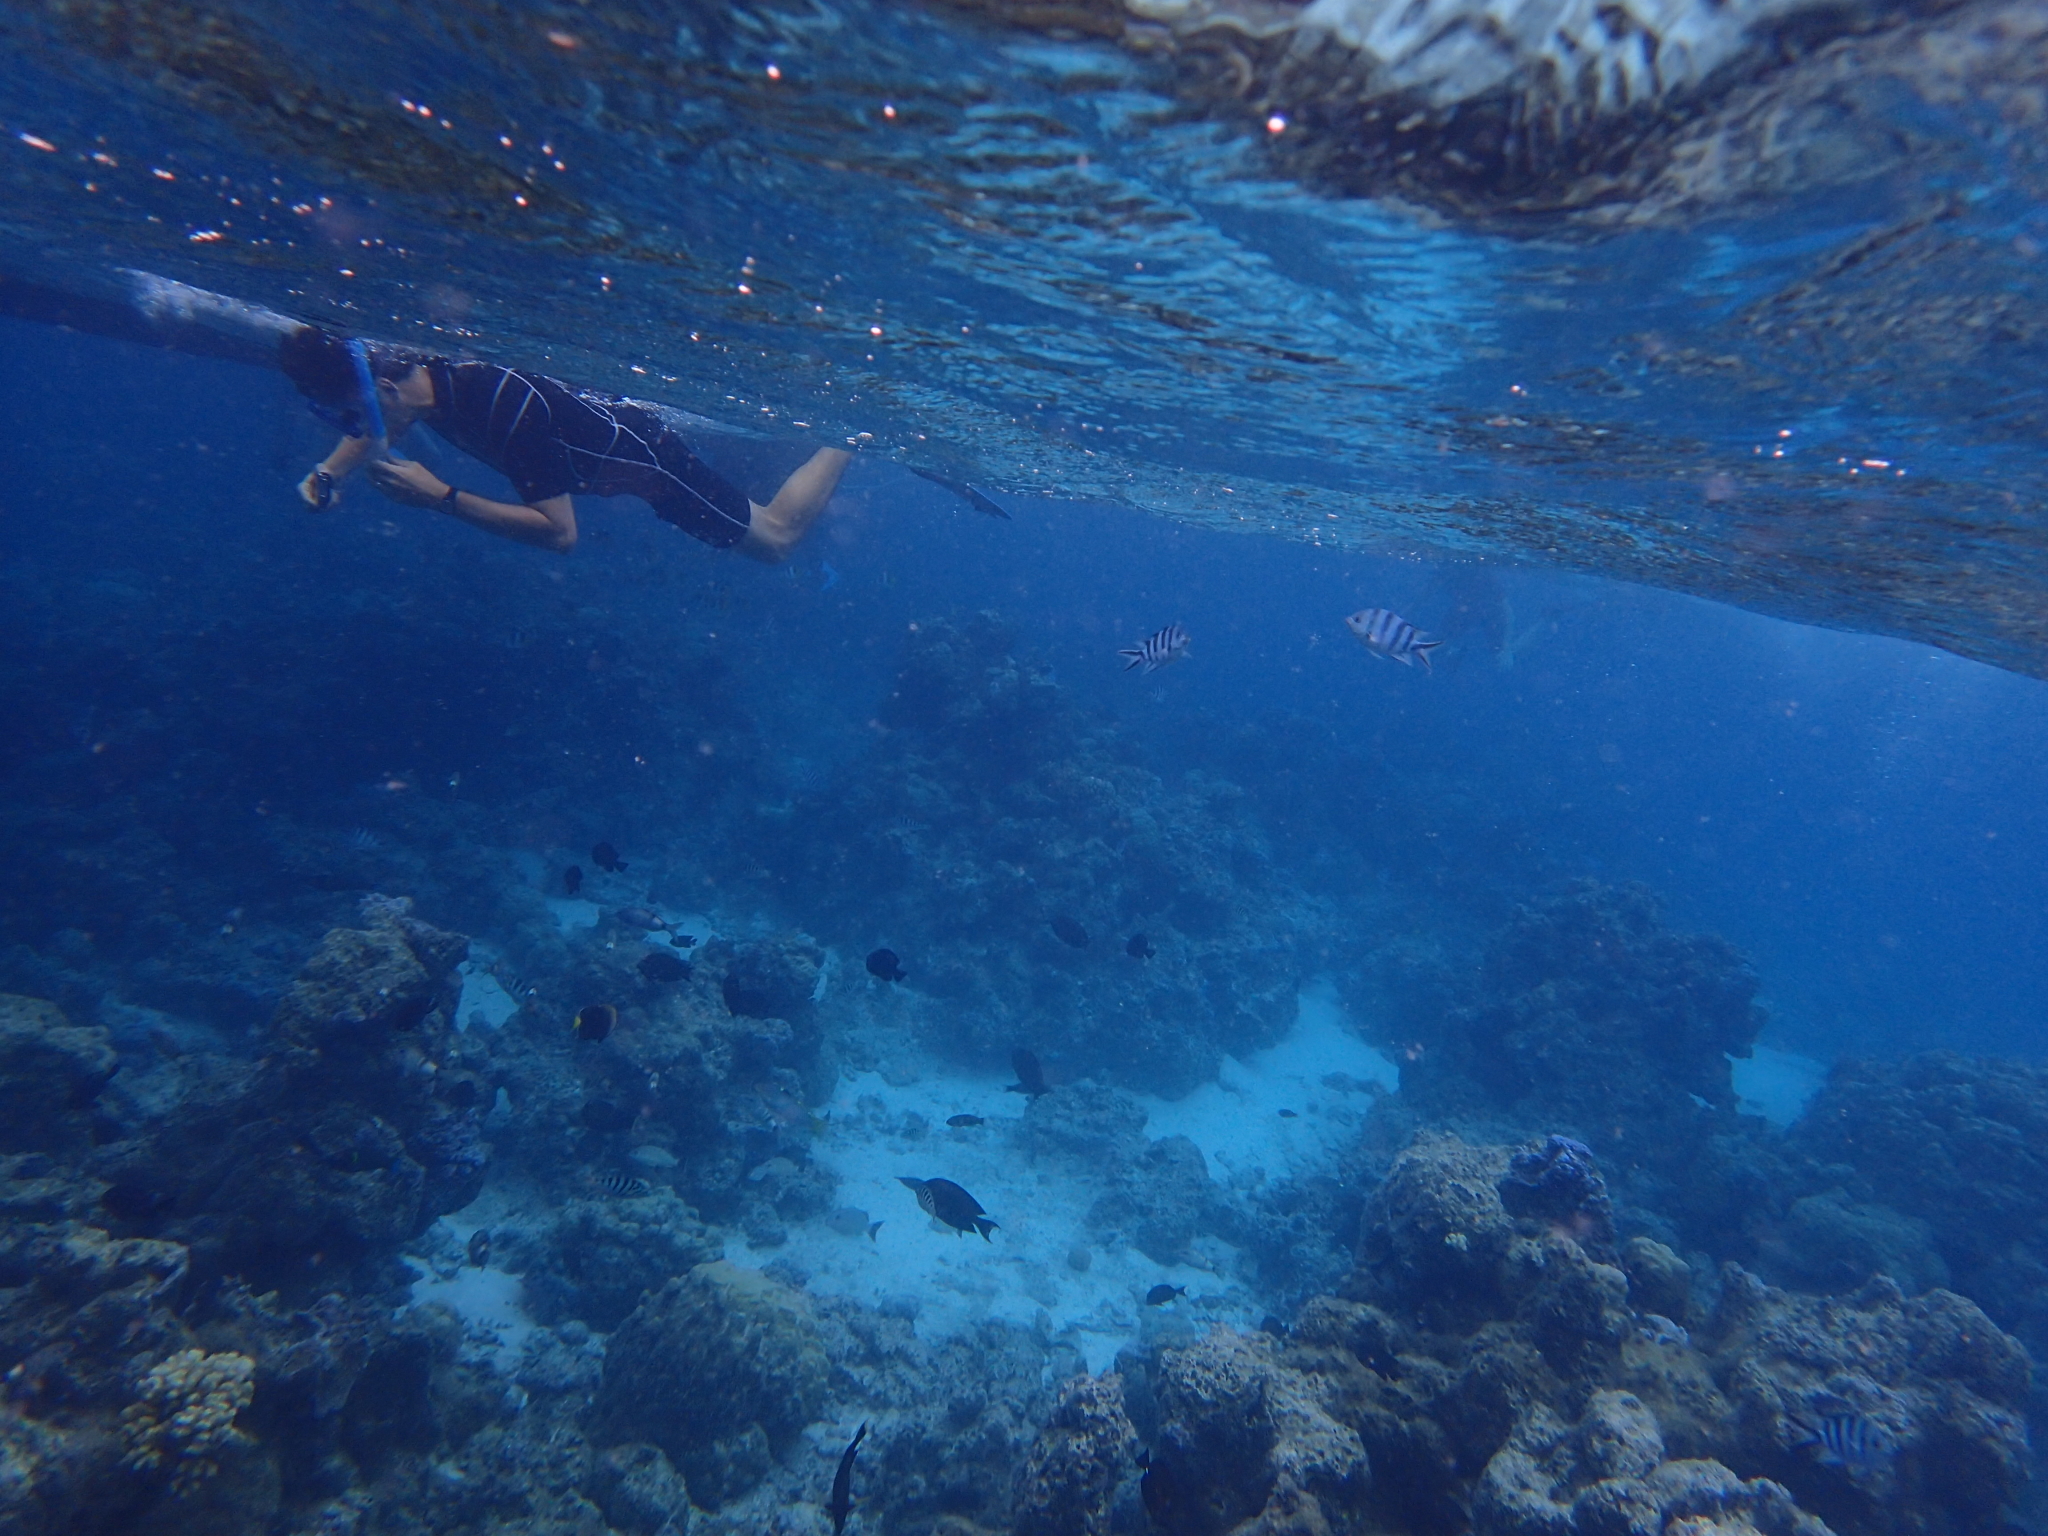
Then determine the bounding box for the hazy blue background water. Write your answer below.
[6,318,2043,1065]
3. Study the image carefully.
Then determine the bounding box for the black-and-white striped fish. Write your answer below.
[1345,608,1442,671]
[1788,1410,1888,1470]
[1119,623,1191,673]
[596,1173,653,1198]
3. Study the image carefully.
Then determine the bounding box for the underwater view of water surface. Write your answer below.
[4,1,2048,1533]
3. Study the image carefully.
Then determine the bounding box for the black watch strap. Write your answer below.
[440,484,461,510]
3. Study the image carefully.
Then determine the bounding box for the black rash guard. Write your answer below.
[424,360,754,548]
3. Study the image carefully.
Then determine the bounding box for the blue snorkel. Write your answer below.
[347,337,388,443]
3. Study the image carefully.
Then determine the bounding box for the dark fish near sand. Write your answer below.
[1006,1049,1050,1099]
[1278,1108,1298,1118]
[466,1229,490,1268]
[1126,933,1154,959]
[1346,608,1442,671]
[563,865,583,895]
[1050,914,1089,949]
[573,1003,617,1043]
[828,1422,867,1536]
[596,1173,653,1198]
[866,948,907,982]
[1145,1284,1187,1306]
[638,952,691,984]
[947,1114,984,1128]
[1789,1411,1889,1471]
[591,841,627,872]
[898,1176,998,1239]
[1119,622,1190,673]
[580,1098,635,1133]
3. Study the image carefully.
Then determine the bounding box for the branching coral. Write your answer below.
[118,1347,255,1495]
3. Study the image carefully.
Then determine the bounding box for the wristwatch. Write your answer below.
[310,469,336,511]
[439,484,461,511]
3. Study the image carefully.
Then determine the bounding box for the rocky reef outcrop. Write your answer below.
[1400,882,1762,1146]
[592,1260,830,1507]
[1232,1127,2036,1536]
[1789,1052,2048,1344]
[1140,1324,1372,1534]
[87,896,480,1295]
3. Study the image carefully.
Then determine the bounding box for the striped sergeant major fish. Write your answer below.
[1119,622,1191,673]
[1345,608,1442,672]
[1787,1410,1889,1471]
[596,1173,654,1199]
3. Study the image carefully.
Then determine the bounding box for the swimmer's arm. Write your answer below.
[297,433,379,507]
[439,489,579,553]
[361,455,578,551]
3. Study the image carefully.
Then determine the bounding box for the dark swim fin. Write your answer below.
[907,465,1012,519]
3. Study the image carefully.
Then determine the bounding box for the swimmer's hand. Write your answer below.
[364,456,450,508]
[299,468,339,512]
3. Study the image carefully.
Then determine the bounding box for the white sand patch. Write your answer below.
[1138,981,1398,1184]
[1730,1045,1829,1127]
[546,897,602,932]
[404,1217,537,1369]
[723,985,1393,1372]
[454,963,521,1032]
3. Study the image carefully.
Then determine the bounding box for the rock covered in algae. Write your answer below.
[1012,1370,1139,1536]
[117,1347,255,1495]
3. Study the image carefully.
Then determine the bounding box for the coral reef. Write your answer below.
[593,1261,830,1506]
[118,1348,256,1495]
[1012,1371,1139,1536]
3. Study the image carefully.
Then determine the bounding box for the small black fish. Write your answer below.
[639,952,691,985]
[596,1172,654,1198]
[1138,1449,1185,1529]
[1145,1284,1186,1306]
[866,948,907,982]
[947,1114,983,1128]
[828,1421,867,1536]
[1006,1048,1050,1099]
[1126,933,1154,959]
[563,865,583,895]
[580,1098,635,1133]
[591,841,627,872]
[1049,914,1089,949]
[1278,1108,1298,1118]
[574,1003,617,1043]
[467,1229,491,1268]
[671,932,697,948]
[898,1176,998,1239]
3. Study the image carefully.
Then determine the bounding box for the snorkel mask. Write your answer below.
[305,338,390,440]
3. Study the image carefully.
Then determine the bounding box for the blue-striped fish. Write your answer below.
[1788,1410,1888,1471]
[1119,623,1191,673]
[1345,608,1442,671]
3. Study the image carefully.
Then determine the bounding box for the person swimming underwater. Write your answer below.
[279,326,851,563]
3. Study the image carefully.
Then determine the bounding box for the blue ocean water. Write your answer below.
[3,4,2047,1535]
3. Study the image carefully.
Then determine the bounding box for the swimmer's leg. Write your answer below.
[738,446,853,563]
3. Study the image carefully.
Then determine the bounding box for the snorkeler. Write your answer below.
[278,326,851,563]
